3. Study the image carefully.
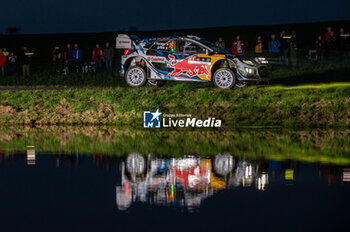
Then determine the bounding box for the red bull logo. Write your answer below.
[168,55,210,77]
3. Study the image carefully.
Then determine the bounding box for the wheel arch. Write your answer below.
[124,56,149,76]
[123,57,134,74]
[210,59,237,81]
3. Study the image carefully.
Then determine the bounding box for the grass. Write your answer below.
[0,61,349,127]
[0,70,122,87]
[0,81,349,127]
[0,126,349,165]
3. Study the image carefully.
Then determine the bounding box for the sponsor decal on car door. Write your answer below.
[167,54,211,79]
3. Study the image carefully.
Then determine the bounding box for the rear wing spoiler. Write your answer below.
[115,34,141,49]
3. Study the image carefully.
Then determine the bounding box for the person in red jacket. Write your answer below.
[92,44,104,73]
[0,49,7,76]
[63,43,73,73]
[325,27,332,41]
[231,35,245,54]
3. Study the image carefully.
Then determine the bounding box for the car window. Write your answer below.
[150,40,175,52]
[178,40,205,54]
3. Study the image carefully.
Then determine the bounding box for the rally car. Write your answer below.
[116,34,269,89]
[116,153,233,211]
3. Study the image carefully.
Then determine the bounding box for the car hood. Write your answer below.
[225,54,259,67]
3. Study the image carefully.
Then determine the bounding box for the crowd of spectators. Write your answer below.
[313,27,349,61]
[0,26,349,77]
[0,41,114,77]
[215,26,349,65]
[0,46,32,76]
[52,42,114,74]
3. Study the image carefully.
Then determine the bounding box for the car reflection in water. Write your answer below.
[116,154,269,211]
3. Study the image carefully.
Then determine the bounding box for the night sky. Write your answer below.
[1,0,350,34]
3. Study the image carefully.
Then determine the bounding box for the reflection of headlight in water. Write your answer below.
[245,165,252,178]
[343,169,350,182]
[242,164,254,187]
[27,145,35,165]
[257,173,268,191]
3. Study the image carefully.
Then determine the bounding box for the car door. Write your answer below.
[146,39,175,74]
[169,39,210,79]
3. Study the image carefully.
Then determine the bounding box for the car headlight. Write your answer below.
[255,57,269,64]
[244,68,255,74]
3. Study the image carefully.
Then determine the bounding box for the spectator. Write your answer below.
[215,37,225,49]
[104,42,114,72]
[339,28,349,50]
[63,43,72,72]
[327,31,337,50]
[255,36,263,54]
[52,46,61,64]
[231,35,245,54]
[325,27,332,41]
[19,46,32,76]
[0,49,6,76]
[7,52,18,74]
[92,44,104,73]
[290,32,297,66]
[2,48,9,57]
[268,34,281,54]
[314,35,325,61]
[280,30,290,65]
[71,43,82,73]
[55,53,64,74]
[2,48,9,75]
[52,46,62,73]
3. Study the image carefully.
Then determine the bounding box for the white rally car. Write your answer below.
[116,34,269,89]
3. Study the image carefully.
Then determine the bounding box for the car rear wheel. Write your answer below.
[147,80,166,87]
[125,66,147,87]
[213,68,236,89]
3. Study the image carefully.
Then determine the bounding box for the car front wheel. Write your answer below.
[125,66,147,87]
[213,68,236,89]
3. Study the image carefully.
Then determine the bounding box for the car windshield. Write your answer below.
[200,40,230,54]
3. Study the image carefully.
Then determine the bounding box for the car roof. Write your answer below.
[143,35,202,44]
[142,35,214,52]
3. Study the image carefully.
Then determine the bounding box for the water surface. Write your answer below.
[0,127,349,231]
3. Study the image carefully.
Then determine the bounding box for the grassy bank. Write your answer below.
[0,127,349,165]
[0,59,349,87]
[0,62,349,127]
[0,81,350,127]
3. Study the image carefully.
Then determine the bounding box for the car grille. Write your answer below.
[258,67,268,78]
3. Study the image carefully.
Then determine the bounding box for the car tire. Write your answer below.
[147,80,166,87]
[213,68,236,89]
[125,66,147,87]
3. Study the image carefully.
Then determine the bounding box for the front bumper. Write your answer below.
[237,66,269,82]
